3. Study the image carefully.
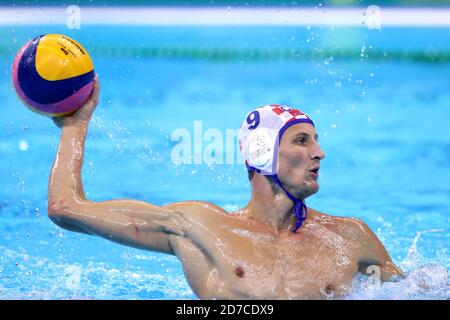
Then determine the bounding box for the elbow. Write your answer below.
[47,197,93,235]
[47,197,77,222]
[48,197,65,217]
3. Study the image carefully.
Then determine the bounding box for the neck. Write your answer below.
[243,173,298,233]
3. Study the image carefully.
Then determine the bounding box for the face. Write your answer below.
[276,123,325,199]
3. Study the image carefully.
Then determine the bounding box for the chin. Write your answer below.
[307,186,319,197]
[303,181,319,198]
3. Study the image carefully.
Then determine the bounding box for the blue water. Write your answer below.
[1,25,449,299]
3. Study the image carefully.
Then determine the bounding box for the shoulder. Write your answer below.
[308,208,366,227]
[307,208,374,242]
[163,200,227,212]
[309,208,400,276]
[162,200,229,221]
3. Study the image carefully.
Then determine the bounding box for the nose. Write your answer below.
[311,141,325,160]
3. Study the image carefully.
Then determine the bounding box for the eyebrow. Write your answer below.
[292,132,319,140]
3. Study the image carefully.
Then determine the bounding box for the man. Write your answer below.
[48,76,402,299]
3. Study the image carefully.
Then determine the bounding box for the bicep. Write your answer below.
[49,198,187,255]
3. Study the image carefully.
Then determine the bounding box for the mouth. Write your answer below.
[309,166,320,178]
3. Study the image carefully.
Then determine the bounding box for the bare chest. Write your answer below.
[203,225,359,299]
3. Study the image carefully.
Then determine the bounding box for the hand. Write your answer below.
[53,75,100,128]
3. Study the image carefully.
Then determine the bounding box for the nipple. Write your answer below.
[235,266,245,278]
[325,284,335,295]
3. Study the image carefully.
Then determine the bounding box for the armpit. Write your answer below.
[358,260,381,275]
[358,260,403,282]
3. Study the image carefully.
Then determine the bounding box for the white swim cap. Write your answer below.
[239,104,315,176]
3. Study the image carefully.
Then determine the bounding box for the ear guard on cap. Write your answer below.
[246,128,278,174]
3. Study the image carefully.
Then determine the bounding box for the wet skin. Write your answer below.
[48,77,402,299]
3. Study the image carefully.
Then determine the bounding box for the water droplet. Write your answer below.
[19,140,28,151]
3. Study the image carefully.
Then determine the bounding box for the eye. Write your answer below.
[294,138,306,145]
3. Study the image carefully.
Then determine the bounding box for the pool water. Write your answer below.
[0,25,449,299]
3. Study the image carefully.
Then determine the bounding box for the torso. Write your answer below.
[166,203,362,299]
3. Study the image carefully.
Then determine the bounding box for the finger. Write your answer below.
[88,74,100,106]
[93,74,100,95]
[82,75,100,112]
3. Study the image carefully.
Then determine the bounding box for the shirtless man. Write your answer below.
[48,76,402,299]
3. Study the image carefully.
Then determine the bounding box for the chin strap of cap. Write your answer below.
[271,174,308,233]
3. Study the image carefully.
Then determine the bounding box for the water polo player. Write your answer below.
[47,76,402,299]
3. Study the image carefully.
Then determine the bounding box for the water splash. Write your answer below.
[346,229,449,300]
[347,264,449,300]
[401,229,446,270]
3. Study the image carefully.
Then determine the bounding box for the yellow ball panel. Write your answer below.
[35,34,94,81]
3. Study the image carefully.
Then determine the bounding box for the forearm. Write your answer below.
[48,120,89,205]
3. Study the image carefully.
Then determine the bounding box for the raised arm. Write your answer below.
[47,76,190,255]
